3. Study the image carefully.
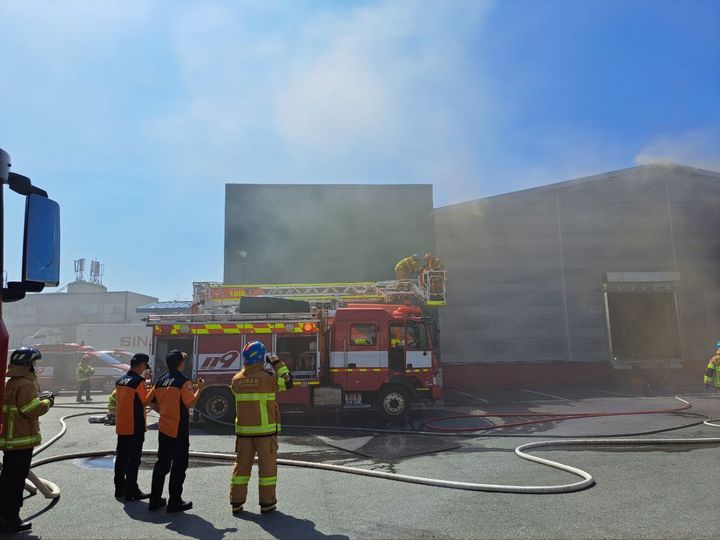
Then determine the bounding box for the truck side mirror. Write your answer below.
[2,170,60,302]
[23,193,60,286]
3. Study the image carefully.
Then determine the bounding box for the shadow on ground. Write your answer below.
[240,510,350,540]
[122,500,238,540]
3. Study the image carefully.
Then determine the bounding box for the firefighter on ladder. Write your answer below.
[704,340,720,396]
[395,254,422,280]
[420,253,445,300]
[230,341,292,515]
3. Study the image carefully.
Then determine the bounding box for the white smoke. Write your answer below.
[634,127,720,171]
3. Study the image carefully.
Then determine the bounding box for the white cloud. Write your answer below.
[142,0,498,186]
[273,1,497,154]
[634,127,720,171]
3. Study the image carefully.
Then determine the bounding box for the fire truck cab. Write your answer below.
[148,303,442,422]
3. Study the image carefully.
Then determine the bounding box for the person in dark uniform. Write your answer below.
[113,353,152,500]
[0,347,54,533]
[147,350,204,513]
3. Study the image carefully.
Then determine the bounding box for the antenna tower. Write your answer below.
[74,258,86,282]
[90,260,104,285]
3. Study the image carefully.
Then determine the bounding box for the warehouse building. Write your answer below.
[223,164,719,388]
[435,163,720,387]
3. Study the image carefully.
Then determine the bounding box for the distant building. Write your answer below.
[3,280,157,349]
[136,301,193,316]
[224,184,434,284]
[434,164,720,386]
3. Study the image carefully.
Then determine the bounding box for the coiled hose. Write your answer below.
[28,396,720,496]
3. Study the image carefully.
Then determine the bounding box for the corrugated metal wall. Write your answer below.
[435,164,720,365]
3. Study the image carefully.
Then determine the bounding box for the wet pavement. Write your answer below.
[14,383,720,539]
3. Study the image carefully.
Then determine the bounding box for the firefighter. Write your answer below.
[703,340,720,396]
[230,341,292,515]
[423,253,445,271]
[106,389,117,426]
[76,354,95,403]
[147,350,204,513]
[395,254,422,280]
[422,252,446,298]
[114,353,152,500]
[0,347,54,533]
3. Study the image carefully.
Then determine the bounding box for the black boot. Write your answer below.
[167,499,192,513]
[148,497,167,511]
[125,490,151,501]
[0,516,32,533]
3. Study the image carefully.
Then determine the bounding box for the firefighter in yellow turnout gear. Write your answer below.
[230,341,292,515]
[0,348,54,533]
[703,340,720,396]
[395,254,422,280]
[76,354,95,403]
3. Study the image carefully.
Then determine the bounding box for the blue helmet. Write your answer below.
[242,341,266,365]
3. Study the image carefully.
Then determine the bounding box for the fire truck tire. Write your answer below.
[102,379,115,394]
[197,387,236,424]
[377,386,411,421]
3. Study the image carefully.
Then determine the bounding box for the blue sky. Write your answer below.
[1,0,718,301]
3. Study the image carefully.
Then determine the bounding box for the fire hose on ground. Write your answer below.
[24,395,720,501]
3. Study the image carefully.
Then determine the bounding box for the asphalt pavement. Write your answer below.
[13,384,720,539]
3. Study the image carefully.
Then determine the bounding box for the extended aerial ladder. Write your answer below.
[192,271,447,314]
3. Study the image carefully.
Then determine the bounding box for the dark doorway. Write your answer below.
[607,292,681,360]
[154,338,194,380]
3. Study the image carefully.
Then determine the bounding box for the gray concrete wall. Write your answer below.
[224,184,434,284]
[435,164,720,365]
[4,290,157,348]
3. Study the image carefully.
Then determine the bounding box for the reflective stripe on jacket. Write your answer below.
[0,365,51,450]
[704,355,720,387]
[395,257,421,273]
[115,371,150,436]
[76,363,94,381]
[231,361,289,437]
[147,371,197,439]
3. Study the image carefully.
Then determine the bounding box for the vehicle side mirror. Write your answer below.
[2,171,60,302]
[23,193,60,286]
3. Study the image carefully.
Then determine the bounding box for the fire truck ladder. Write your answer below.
[193,272,447,311]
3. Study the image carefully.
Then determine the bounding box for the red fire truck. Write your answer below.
[147,277,446,421]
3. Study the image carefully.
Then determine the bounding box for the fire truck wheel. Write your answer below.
[197,387,235,424]
[102,379,115,394]
[377,386,411,421]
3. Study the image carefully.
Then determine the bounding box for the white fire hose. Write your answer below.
[26,395,720,498]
